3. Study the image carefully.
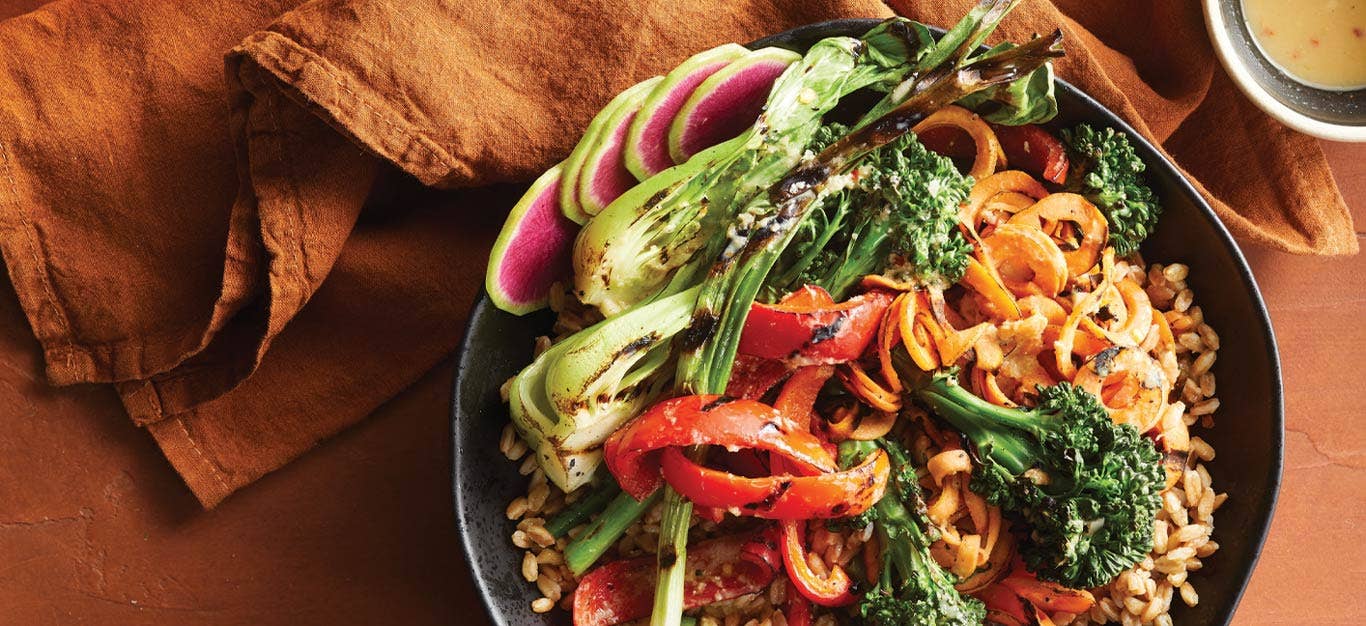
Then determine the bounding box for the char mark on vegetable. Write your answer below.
[741,480,793,511]
[807,313,847,345]
[700,396,739,412]
[680,312,720,351]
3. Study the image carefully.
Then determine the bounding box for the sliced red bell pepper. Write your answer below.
[975,583,1031,625]
[998,572,1095,615]
[780,519,856,606]
[572,529,782,626]
[918,126,977,160]
[989,123,1070,184]
[726,354,793,400]
[658,445,889,519]
[776,284,837,308]
[785,579,812,626]
[738,287,893,365]
[773,364,835,428]
[604,395,837,500]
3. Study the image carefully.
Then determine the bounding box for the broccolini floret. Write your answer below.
[907,365,1165,589]
[766,130,973,300]
[1061,123,1161,256]
[839,439,986,626]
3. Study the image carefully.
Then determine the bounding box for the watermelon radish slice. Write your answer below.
[576,76,662,217]
[486,164,578,315]
[558,129,595,225]
[559,77,662,224]
[667,47,800,164]
[624,43,748,181]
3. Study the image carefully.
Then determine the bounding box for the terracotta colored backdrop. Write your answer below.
[0,4,1362,625]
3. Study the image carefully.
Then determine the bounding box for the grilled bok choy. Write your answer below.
[507,286,700,491]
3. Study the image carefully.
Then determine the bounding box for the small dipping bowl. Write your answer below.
[1204,0,1366,141]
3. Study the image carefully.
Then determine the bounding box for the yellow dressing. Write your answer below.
[1242,0,1366,90]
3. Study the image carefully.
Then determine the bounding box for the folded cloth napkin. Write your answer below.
[0,0,1353,507]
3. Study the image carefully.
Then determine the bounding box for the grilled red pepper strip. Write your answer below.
[658,445,889,519]
[726,354,794,400]
[605,395,836,500]
[738,287,893,364]
[975,583,1031,626]
[780,519,857,606]
[990,123,1070,184]
[917,126,978,160]
[998,571,1095,614]
[572,529,782,626]
[773,365,835,427]
[785,580,813,626]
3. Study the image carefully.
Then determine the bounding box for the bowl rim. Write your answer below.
[1202,0,1366,142]
[453,18,1285,626]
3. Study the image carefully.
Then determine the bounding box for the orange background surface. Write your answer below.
[0,1,1362,623]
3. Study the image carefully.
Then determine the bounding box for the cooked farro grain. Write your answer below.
[506,497,529,521]
[1179,583,1199,607]
[537,573,562,602]
[522,551,539,583]
[517,454,537,476]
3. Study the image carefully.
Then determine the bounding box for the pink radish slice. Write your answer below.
[624,43,748,181]
[558,144,592,225]
[559,76,661,224]
[668,48,800,164]
[578,110,641,215]
[486,164,578,315]
[576,77,662,216]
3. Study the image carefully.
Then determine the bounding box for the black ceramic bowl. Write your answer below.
[453,20,1283,626]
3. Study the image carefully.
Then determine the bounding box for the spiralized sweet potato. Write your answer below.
[961,170,1049,236]
[980,223,1069,298]
[912,105,1005,181]
[1008,192,1108,276]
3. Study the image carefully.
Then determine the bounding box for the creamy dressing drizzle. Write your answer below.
[1242,0,1366,90]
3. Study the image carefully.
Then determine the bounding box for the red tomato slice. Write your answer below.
[738,289,893,364]
[990,124,1070,184]
[572,529,781,626]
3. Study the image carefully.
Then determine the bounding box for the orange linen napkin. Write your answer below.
[0,0,1353,507]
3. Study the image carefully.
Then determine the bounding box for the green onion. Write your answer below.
[546,481,622,539]
[564,489,662,576]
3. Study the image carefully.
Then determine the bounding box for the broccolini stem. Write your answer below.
[546,480,622,539]
[564,488,663,576]
[894,354,1043,475]
[917,392,1043,475]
